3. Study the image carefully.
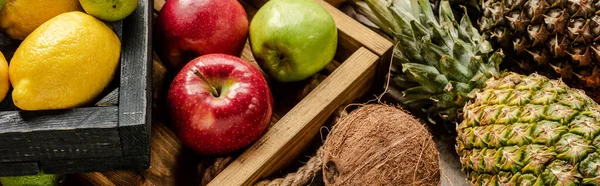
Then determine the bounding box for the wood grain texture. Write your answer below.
[324,0,347,7]
[41,155,150,174]
[0,162,39,177]
[71,56,174,186]
[0,107,121,163]
[118,0,152,157]
[74,120,201,186]
[153,0,164,11]
[95,88,119,106]
[0,106,118,133]
[208,47,380,186]
[76,172,117,186]
[313,0,392,56]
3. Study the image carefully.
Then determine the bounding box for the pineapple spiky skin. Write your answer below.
[457,72,600,185]
[479,0,600,102]
[353,0,600,185]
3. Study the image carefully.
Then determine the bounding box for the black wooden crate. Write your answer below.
[0,0,152,176]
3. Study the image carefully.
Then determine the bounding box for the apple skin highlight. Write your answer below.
[154,0,248,71]
[167,54,273,156]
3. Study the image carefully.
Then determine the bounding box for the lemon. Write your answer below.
[0,52,9,102]
[0,0,82,40]
[79,0,138,21]
[0,1,5,11]
[0,173,63,186]
[9,11,120,111]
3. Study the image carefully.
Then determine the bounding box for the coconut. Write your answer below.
[321,104,440,186]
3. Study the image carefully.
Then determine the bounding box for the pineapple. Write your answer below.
[479,0,600,102]
[353,0,600,185]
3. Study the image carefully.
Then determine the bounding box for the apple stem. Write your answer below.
[194,70,220,97]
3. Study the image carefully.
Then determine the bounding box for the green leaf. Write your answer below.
[453,82,472,94]
[435,93,460,109]
[402,63,448,91]
[467,55,483,77]
[489,49,505,71]
[404,85,437,94]
[458,5,481,45]
[469,72,489,89]
[417,0,438,27]
[411,20,429,40]
[396,33,424,62]
[439,107,459,121]
[438,1,458,39]
[421,40,446,68]
[364,0,403,37]
[401,93,436,105]
[453,39,476,65]
[427,21,453,49]
[391,47,412,66]
[439,55,470,82]
[388,0,417,35]
[392,75,420,89]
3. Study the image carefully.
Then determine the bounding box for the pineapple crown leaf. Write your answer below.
[354,0,504,124]
[440,55,471,82]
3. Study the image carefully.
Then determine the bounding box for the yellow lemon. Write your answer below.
[0,0,82,40]
[0,52,8,102]
[9,11,120,111]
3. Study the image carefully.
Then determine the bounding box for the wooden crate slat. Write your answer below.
[0,107,122,163]
[209,47,380,186]
[41,155,150,175]
[118,0,152,157]
[315,0,392,56]
[0,162,39,177]
[95,88,119,106]
[0,106,119,133]
[0,128,122,163]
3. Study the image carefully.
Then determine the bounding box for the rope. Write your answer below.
[254,150,323,186]
[200,157,234,186]
[200,106,347,185]
[199,151,323,186]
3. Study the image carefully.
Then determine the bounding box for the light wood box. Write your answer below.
[76,0,392,185]
[208,0,392,185]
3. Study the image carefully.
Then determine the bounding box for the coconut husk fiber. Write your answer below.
[201,104,441,186]
[321,104,440,186]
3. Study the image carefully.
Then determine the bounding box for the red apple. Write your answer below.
[167,54,273,155]
[155,0,248,71]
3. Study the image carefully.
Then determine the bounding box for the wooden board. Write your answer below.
[118,0,153,157]
[0,107,121,163]
[0,162,39,177]
[41,156,150,174]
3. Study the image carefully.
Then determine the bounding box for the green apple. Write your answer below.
[249,0,338,82]
[79,0,139,21]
